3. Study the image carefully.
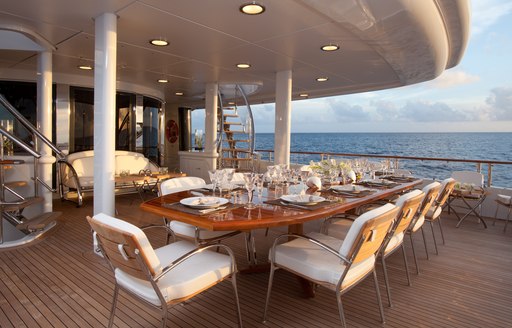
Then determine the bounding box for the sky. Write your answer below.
[194,0,512,133]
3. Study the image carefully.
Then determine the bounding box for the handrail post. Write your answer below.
[487,163,492,187]
[476,163,481,173]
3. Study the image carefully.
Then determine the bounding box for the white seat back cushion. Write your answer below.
[93,213,162,275]
[394,189,424,210]
[451,171,484,187]
[273,232,375,289]
[160,177,206,195]
[115,240,232,306]
[339,203,397,258]
[115,155,149,175]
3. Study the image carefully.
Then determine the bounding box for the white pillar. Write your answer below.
[274,70,292,166]
[37,50,55,213]
[93,13,117,216]
[204,82,218,153]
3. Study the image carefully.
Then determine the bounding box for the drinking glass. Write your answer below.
[256,173,265,206]
[224,168,235,190]
[243,172,257,209]
[208,169,218,195]
[217,169,226,196]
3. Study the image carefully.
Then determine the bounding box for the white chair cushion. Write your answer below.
[426,206,442,221]
[340,203,397,258]
[169,221,237,240]
[384,231,404,254]
[497,194,511,205]
[411,215,425,232]
[115,155,149,175]
[395,189,423,209]
[272,232,375,290]
[93,213,162,275]
[160,177,206,195]
[115,240,232,306]
[72,157,95,177]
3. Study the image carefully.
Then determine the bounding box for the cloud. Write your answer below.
[430,70,479,88]
[325,98,371,122]
[471,0,512,35]
[398,100,470,122]
[485,87,512,120]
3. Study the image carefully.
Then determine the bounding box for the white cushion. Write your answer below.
[115,155,149,175]
[340,203,397,258]
[169,221,237,240]
[395,189,423,209]
[411,215,425,232]
[72,157,95,177]
[272,232,375,290]
[115,240,232,306]
[384,231,404,254]
[497,194,511,205]
[160,177,206,195]
[426,206,442,221]
[92,213,162,275]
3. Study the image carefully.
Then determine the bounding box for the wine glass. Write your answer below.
[208,169,218,195]
[216,169,226,196]
[224,168,235,190]
[243,172,257,209]
[255,173,265,206]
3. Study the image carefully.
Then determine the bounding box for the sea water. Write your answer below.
[254,133,512,187]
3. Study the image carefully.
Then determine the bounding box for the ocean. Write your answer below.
[253,133,512,187]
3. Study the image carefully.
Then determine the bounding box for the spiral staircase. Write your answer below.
[217,84,256,171]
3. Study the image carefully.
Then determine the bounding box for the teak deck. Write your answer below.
[1,193,511,327]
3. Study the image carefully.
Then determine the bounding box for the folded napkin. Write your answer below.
[264,198,334,211]
[163,202,240,216]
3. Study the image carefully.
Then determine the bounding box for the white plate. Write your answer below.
[280,194,325,205]
[330,185,368,193]
[180,197,229,209]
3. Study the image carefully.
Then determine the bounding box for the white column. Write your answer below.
[37,50,55,213]
[93,13,117,216]
[204,82,218,153]
[274,70,292,166]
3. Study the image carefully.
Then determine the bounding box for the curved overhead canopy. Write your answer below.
[0,0,470,106]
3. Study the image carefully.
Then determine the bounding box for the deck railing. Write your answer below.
[255,149,512,188]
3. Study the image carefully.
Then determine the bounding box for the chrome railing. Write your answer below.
[255,149,512,187]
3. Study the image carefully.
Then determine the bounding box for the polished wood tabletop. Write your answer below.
[140,179,423,232]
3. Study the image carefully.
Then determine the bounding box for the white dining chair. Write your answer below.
[159,177,241,245]
[406,181,441,274]
[263,203,398,327]
[87,213,243,328]
[493,194,512,232]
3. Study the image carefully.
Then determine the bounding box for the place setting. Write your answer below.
[163,196,240,215]
[328,184,375,198]
[265,193,332,210]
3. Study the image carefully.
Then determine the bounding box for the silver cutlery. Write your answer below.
[199,206,228,214]
[279,201,309,210]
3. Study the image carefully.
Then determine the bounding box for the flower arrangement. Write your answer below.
[309,159,352,176]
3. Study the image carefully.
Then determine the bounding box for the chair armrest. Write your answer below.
[154,243,237,282]
[270,233,350,265]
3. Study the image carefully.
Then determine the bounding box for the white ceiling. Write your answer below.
[0,0,470,107]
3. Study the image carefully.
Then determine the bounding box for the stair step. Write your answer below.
[224,122,242,125]
[223,113,238,117]
[4,181,28,188]
[2,197,44,212]
[222,107,236,111]
[224,130,245,134]
[0,159,25,166]
[223,139,250,143]
[17,211,62,233]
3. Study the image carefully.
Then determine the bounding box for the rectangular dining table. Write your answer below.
[140,178,423,236]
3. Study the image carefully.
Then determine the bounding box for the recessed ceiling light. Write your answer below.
[236,63,251,69]
[321,44,340,52]
[149,38,169,47]
[157,79,168,83]
[228,101,236,105]
[77,65,93,70]
[316,77,329,82]
[240,2,265,15]
[175,92,184,96]
[299,93,308,97]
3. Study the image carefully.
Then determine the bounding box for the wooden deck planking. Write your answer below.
[0,193,511,328]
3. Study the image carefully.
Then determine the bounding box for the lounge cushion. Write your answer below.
[115,240,232,306]
[272,232,375,290]
[115,155,149,175]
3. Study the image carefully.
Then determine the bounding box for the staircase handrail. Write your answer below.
[0,126,40,158]
[235,85,255,154]
[216,91,225,154]
[0,94,65,160]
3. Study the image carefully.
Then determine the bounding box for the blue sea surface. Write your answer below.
[254,133,512,187]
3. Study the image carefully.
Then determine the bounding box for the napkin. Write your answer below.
[306,176,322,190]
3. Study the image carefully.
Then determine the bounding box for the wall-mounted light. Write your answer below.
[299,93,309,97]
[240,2,265,15]
[157,79,168,83]
[175,92,184,96]
[316,77,329,82]
[236,63,251,69]
[78,64,93,70]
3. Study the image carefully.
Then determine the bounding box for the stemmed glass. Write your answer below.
[243,172,257,209]
[255,173,265,206]
[208,169,218,195]
[216,169,226,196]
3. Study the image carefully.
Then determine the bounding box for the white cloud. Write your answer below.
[471,0,512,35]
[430,70,480,88]
[485,87,512,120]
